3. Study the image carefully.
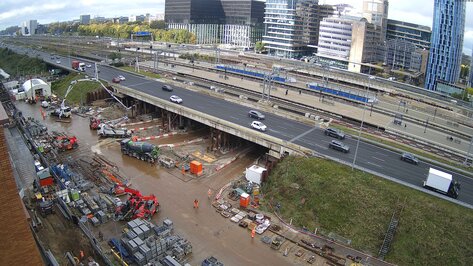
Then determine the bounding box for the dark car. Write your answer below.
[325,128,345,139]
[329,140,350,153]
[112,77,121,83]
[162,85,173,92]
[400,152,419,165]
[248,110,265,120]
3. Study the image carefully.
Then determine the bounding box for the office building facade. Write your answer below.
[165,0,264,47]
[262,0,318,58]
[316,15,381,73]
[385,38,422,72]
[386,19,431,50]
[80,15,91,25]
[362,0,389,42]
[425,0,466,91]
[21,20,37,36]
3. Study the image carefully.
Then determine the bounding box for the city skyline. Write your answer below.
[0,0,472,54]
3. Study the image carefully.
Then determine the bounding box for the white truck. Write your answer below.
[423,168,460,199]
[97,124,132,138]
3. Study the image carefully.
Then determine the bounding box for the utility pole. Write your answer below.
[352,73,373,170]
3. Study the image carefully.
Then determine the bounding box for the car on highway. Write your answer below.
[329,140,350,153]
[170,95,183,104]
[324,128,345,139]
[86,64,92,68]
[112,77,121,83]
[162,85,173,92]
[250,121,267,132]
[248,110,265,120]
[56,60,61,64]
[400,152,419,165]
[118,75,126,81]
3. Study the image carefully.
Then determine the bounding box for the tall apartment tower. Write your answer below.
[362,0,388,42]
[425,0,466,91]
[470,48,473,87]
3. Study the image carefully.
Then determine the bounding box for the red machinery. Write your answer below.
[114,184,159,221]
[89,117,104,130]
[54,136,78,151]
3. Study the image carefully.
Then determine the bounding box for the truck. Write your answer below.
[71,60,86,72]
[97,124,132,138]
[50,106,72,118]
[120,138,159,163]
[423,168,460,199]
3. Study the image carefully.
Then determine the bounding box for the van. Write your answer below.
[162,85,173,92]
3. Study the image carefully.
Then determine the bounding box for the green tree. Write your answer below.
[150,20,165,29]
[255,41,265,53]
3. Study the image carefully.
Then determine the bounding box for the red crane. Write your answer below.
[114,184,159,221]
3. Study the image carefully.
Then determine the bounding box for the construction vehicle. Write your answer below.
[54,135,78,151]
[97,124,132,138]
[38,200,54,217]
[89,117,105,129]
[114,185,159,221]
[120,138,159,163]
[423,168,460,198]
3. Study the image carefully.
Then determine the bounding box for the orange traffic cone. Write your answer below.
[251,227,256,238]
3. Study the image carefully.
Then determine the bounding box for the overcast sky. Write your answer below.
[0,0,472,54]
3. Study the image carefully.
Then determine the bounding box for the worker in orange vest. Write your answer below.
[193,199,199,208]
[251,227,256,238]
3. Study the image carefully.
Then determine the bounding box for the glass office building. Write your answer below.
[262,0,319,58]
[386,19,431,50]
[425,0,466,91]
[165,0,264,47]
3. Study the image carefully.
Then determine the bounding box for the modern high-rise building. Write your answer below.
[470,48,473,87]
[316,15,381,72]
[21,20,37,36]
[386,19,431,50]
[362,0,388,42]
[165,0,264,47]
[262,0,318,58]
[425,0,466,91]
[80,15,91,25]
[385,39,422,72]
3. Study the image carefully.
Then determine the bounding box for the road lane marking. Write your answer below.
[130,81,156,87]
[372,157,385,162]
[313,143,328,149]
[289,127,318,143]
[366,162,382,167]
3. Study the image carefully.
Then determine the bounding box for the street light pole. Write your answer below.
[424,118,429,133]
[352,76,371,170]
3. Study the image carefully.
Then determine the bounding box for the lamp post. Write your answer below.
[352,75,373,170]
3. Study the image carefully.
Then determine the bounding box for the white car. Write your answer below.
[56,60,61,64]
[250,121,267,132]
[118,75,126,81]
[86,64,92,68]
[170,95,183,104]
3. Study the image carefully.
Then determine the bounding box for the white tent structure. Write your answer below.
[14,79,51,101]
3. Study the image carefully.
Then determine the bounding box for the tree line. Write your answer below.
[77,23,196,44]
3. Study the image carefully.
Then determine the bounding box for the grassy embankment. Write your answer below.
[262,156,473,265]
[51,73,103,105]
[0,48,48,77]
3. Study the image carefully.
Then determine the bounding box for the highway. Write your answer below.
[4,43,473,207]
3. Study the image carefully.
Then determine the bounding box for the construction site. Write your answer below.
[0,65,400,266]
[2,37,473,266]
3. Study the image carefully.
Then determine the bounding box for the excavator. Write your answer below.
[114,184,159,221]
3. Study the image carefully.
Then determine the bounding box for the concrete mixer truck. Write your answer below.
[120,139,159,163]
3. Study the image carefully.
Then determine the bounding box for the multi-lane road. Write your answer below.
[4,43,473,207]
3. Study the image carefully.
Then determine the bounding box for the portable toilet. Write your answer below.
[240,193,250,208]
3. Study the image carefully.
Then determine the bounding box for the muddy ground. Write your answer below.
[16,101,300,266]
